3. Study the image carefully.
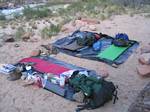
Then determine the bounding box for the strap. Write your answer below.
[113,85,119,104]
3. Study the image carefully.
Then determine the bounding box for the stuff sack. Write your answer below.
[113,33,129,47]
[73,31,98,46]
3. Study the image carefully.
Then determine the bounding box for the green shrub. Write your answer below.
[15,27,25,40]
[0,13,6,20]
[41,23,61,39]
[23,6,52,20]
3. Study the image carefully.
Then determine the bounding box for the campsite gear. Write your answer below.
[0,64,16,75]
[19,57,70,75]
[53,31,139,67]
[7,67,22,81]
[76,31,96,46]
[73,91,85,103]
[16,56,117,108]
[50,76,60,85]
[113,33,129,47]
[76,80,118,111]
[93,41,101,51]
[44,79,66,97]
[34,76,43,88]
[97,44,131,61]
[69,73,118,111]
[76,46,89,52]
[62,40,84,51]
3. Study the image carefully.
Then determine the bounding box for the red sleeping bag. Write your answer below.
[19,57,70,76]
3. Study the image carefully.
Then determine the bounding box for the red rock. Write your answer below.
[61,24,75,33]
[100,69,109,78]
[75,20,87,27]
[139,53,150,65]
[21,33,31,42]
[140,45,150,54]
[89,25,97,31]
[29,35,40,42]
[5,37,15,42]
[81,18,100,24]
[137,65,150,77]
[30,49,41,57]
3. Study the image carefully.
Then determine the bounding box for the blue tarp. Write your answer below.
[53,32,139,67]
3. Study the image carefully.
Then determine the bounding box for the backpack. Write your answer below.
[68,72,118,112]
[76,80,118,112]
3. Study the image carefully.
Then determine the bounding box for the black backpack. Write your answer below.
[76,79,118,112]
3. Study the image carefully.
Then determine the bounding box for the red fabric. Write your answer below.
[19,57,70,76]
[94,34,101,40]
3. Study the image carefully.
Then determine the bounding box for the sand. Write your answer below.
[0,14,150,112]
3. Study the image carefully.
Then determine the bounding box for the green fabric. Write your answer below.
[69,74,102,97]
[97,44,131,61]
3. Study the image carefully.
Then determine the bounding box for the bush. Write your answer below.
[15,27,25,40]
[111,0,150,7]
[41,23,61,39]
[23,6,52,20]
[0,13,6,20]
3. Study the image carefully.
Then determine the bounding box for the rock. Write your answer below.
[100,69,109,78]
[61,24,75,33]
[139,53,150,65]
[32,24,37,29]
[81,18,100,24]
[75,20,87,27]
[0,33,15,43]
[73,91,84,103]
[29,35,40,42]
[137,65,150,77]
[14,44,19,47]
[41,44,59,55]
[0,38,4,47]
[5,37,15,42]
[30,49,41,57]
[61,26,69,32]
[21,33,31,42]
[0,33,7,47]
[128,82,150,112]
[140,45,150,54]
[89,25,97,31]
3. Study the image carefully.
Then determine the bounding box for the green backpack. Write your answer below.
[69,71,118,112]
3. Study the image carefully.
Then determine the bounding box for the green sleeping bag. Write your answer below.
[97,44,131,61]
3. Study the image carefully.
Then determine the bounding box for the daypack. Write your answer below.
[69,72,118,112]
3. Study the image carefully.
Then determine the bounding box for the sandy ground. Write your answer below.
[0,14,150,112]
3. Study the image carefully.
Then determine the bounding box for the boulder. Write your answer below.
[0,33,8,47]
[30,49,41,57]
[137,65,150,77]
[75,20,87,27]
[0,38,4,47]
[140,45,150,54]
[100,69,109,78]
[81,18,100,24]
[139,53,150,65]
[5,37,15,42]
[61,24,75,33]
[29,35,40,42]
[21,32,31,42]
[89,25,97,31]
